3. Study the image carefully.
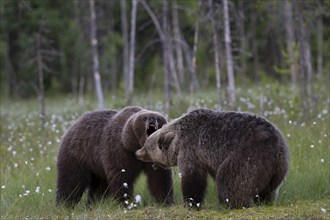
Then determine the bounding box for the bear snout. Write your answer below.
[148,116,156,124]
[135,148,149,161]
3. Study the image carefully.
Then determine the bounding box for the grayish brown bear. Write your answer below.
[136,109,289,209]
[56,106,173,207]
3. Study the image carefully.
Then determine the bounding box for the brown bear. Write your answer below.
[56,106,173,208]
[136,109,289,209]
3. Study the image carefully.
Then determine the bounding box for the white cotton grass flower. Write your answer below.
[127,202,136,210]
[121,169,126,173]
[23,190,30,196]
[321,208,327,214]
[46,167,51,171]
[123,183,128,188]
[48,189,52,193]
[321,159,325,163]
[35,186,40,193]
[123,193,128,198]
[1,185,5,189]
[178,173,182,178]
[135,194,142,204]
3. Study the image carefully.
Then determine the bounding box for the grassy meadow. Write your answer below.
[0,80,329,219]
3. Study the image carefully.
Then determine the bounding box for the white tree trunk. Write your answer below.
[297,3,314,115]
[317,15,323,77]
[223,0,236,108]
[127,0,138,104]
[237,0,247,76]
[120,0,130,92]
[209,0,221,104]
[89,0,104,109]
[36,32,45,124]
[251,3,259,82]
[162,0,171,113]
[284,0,297,84]
[171,0,184,83]
[141,0,183,112]
[190,0,201,103]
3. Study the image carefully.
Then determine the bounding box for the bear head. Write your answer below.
[135,128,178,168]
[122,110,167,152]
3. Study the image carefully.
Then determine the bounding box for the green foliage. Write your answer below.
[1,80,329,219]
[2,0,329,99]
[274,42,299,76]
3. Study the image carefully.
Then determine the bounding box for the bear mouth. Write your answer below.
[147,123,157,136]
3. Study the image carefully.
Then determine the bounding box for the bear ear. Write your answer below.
[158,132,175,150]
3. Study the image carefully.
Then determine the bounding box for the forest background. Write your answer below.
[0,0,329,219]
[1,0,329,113]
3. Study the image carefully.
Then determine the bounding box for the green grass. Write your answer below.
[1,80,329,219]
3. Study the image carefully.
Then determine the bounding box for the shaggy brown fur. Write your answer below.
[136,109,290,209]
[56,106,173,208]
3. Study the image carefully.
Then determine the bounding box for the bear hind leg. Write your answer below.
[216,156,265,209]
[86,176,110,206]
[56,157,91,207]
[254,188,278,205]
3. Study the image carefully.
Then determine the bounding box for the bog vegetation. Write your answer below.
[1,0,329,219]
[1,80,329,219]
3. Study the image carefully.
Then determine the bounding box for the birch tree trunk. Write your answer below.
[284,0,297,84]
[171,0,184,83]
[223,0,236,108]
[162,0,171,113]
[296,3,314,116]
[316,15,323,77]
[89,0,104,109]
[209,0,221,104]
[237,0,247,76]
[190,0,201,103]
[127,0,138,104]
[73,0,85,105]
[141,0,183,113]
[36,32,45,125]
[164,0,182,101]
[120,0,129,92]
[251,2,259,82]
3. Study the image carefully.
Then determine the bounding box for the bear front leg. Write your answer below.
[179,164,207,209]
[144,163,174,205]
[107,165,143,207]
[109,174,135,205]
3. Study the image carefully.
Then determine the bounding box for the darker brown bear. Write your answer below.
[56,106,173,207]
[136,109,290,209]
